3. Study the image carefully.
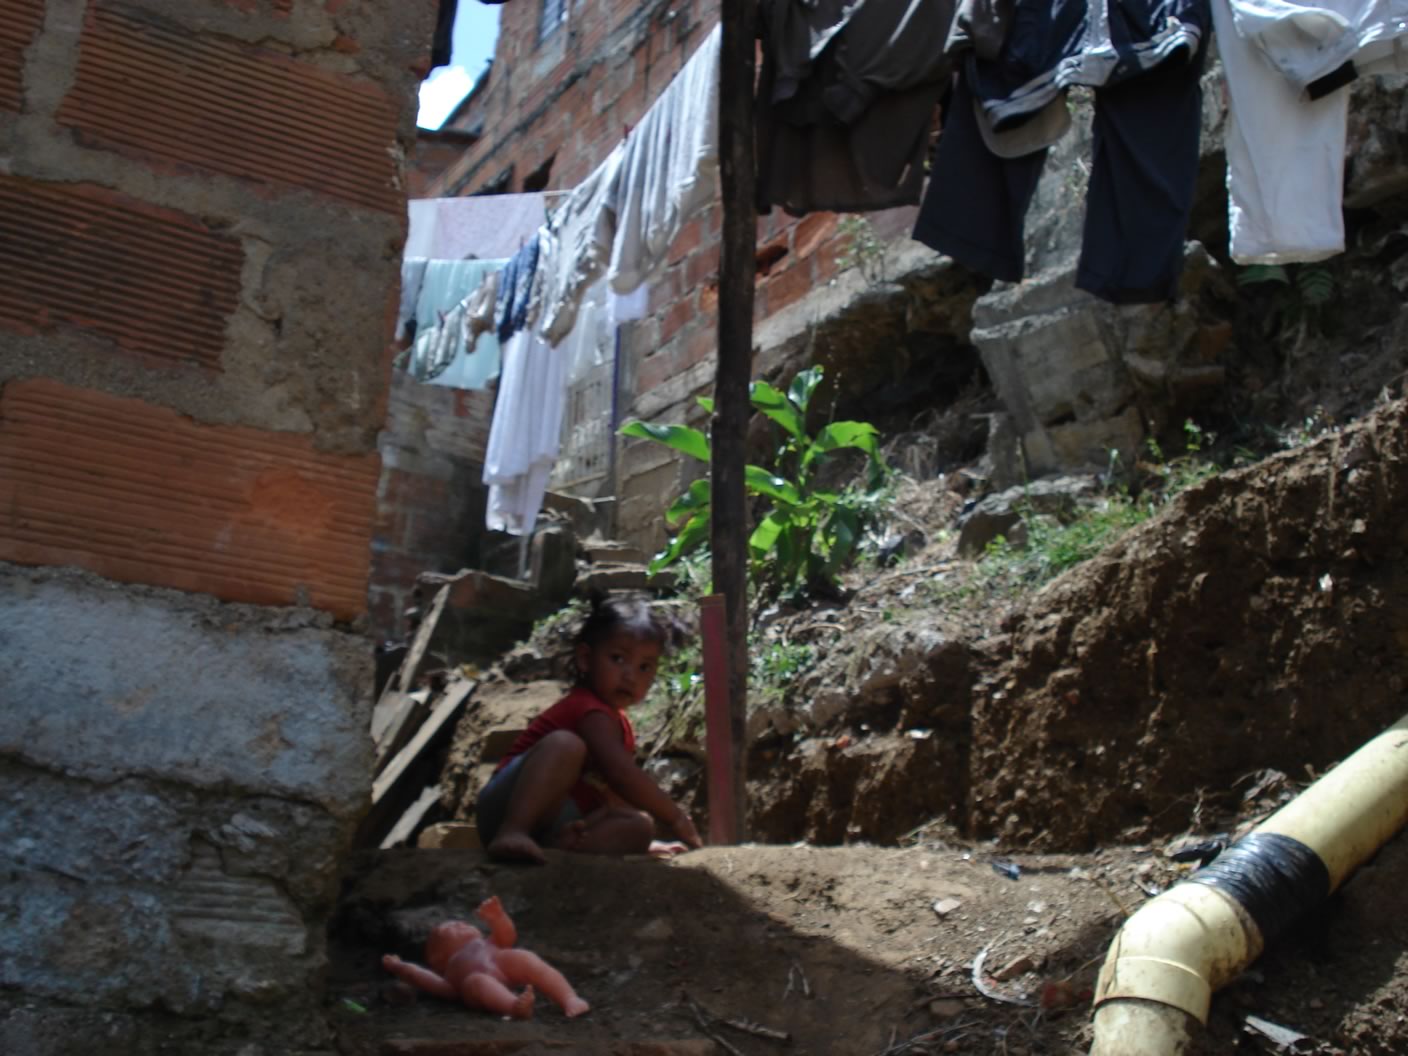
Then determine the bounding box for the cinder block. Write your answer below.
[0,378,379,619]
[417,822,482,850]
[56,3,399,212]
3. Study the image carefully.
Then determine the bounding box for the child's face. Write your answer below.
[577,630,662,710]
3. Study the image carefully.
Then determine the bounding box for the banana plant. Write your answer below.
[619,366,886,593]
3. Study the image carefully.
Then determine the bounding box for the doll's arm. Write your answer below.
[381,954,457,999]
[476,896,518,948]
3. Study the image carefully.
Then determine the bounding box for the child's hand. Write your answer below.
[671,812,703,849]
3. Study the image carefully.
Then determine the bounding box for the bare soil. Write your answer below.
[327,833,1408,1055]
[334,394,1408,1054]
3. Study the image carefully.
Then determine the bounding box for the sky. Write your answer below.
[418,3,501,130]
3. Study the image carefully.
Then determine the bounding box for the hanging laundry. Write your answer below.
[1214,0,1350,264]
[465,268,500,343]
[755,0,955,215]
[1222,0,1408,94]
[915,0,1211,304]
[404,258,506,388]
[404,193,547,261]
[495,234,542,342]
[396,257,429,342]
[609,23,721,295]
[482,328,568,536]
[1214,0,1408,264]
[535,144,628,347]
[946,0,1016,62]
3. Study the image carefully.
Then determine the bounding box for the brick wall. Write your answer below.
[0,1,433,1050]
[371,370,495,638]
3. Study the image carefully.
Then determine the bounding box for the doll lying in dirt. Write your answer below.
[382,896,589,1019]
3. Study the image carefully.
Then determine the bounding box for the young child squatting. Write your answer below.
[476,594,702,863]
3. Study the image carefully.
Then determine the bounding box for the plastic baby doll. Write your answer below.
[381,896,589,1019]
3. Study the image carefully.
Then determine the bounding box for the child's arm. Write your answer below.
[381,954,457,999]
[578,712,702,847]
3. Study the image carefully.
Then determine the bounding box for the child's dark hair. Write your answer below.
[574,591,688,657]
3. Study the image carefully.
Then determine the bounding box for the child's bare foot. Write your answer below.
[552,819,589,851]
[487,830,547,864]
[510,985,535,1019]
[563,995,590,1018]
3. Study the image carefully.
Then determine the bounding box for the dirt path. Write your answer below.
[326,834,1408,1056]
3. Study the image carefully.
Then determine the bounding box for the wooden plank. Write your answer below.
[379,785,442,850]
[374,689,433,771]
[372,677,476,806]
[712,0,756,843]
[394,583,450,694]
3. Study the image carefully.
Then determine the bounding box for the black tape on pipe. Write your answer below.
[1188,831,1330,943]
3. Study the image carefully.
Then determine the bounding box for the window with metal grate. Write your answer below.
[538,0,567,43]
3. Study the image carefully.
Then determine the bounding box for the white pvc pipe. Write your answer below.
[1090,711,1408,1056]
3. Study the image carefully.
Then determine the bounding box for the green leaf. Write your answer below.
[744,464,801,506]
[803,420,880,468]
[665,478,712,526]
[749,380,804,440]
[620,420,711,462]
[649,511,710,572]
[788,366,824,415]
[748,512,788,558]
[696,396,715,414]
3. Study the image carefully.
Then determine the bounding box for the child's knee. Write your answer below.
[616,808,654,852]
[535,729,588,763]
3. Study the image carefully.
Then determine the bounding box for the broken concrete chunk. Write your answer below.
[992,955,1035,982]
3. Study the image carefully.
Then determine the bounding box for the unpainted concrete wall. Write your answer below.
[0,0,433,1050]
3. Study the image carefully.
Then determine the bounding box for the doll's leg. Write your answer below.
[461,972,535,1019]
[497,948,590,1017]
[476,895,517,948]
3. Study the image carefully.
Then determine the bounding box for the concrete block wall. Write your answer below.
[0,1,433,1051]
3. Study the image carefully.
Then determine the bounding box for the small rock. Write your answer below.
[993,956,1035,982]
[932,898,963,917]
[635,918,674,942]
[930,998,966,1019]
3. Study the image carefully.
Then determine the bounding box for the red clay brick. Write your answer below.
[667,219,702,264]
[0,174,242,369]
[0,0,46,113]
[793,212,838,259]
[658,295,694,345]
[57,2,399,212]
[0,378,379,619]
[685,242,721,287]
[637,348,677,393]
[684,324,715,366]
[767,261,814,314]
